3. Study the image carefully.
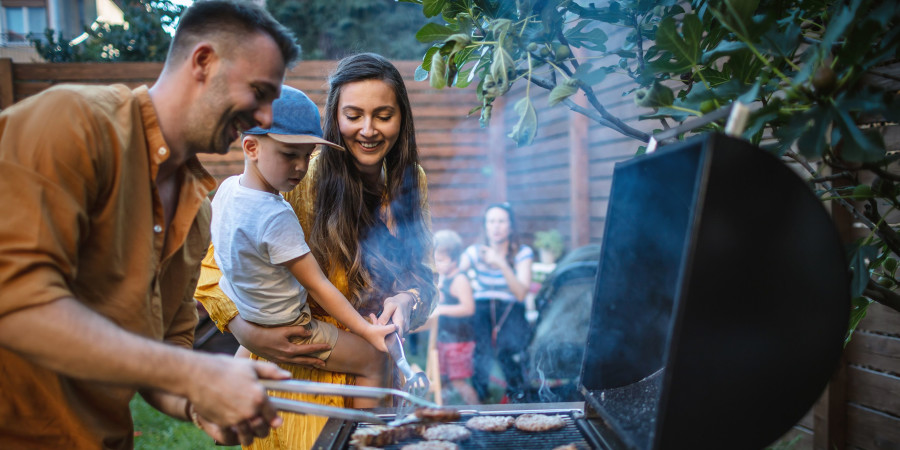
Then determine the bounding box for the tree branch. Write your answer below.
[864,279,900,314]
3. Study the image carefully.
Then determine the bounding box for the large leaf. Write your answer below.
[572,62,608,86]
[441,0,469,22]
[723,49,764,85]
[849,243,879,298]
[701,41,747,65]
[422,0,447,18]
[819,0,861,53]
[548,79,579,106]
[654,14,702,70]
[565,20,608,51]
[835,108,884,162]
[846,296,873,346]
[415,23,455,43]
[796,107,832,159]
[508,97,537,146]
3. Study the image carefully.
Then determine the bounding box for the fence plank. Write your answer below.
[847,366,900,418]
[13,62,162,81]
[0,58,13,109]
[858,303,900,336]
[846,331,900,375]
[847,403,900,450]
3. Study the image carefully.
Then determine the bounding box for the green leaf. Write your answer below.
[738,80,761,104]
[885,257,899,277]
[415,23,455,43]
[819,0,861,53]
[797,108,832,159]
[701,41,746,65]
[723,49,765,85]
[639,106,690,122]
[442,0,469,22]
[414,65,429,82]
[564,20,608,51]
[479,102,493,128]
[654,14,702,71]
[845,296,873,346]
[849,244,878,298]
[430,54,447,89]
[634,81,675,108]
[508,97,537,146]
[835,109,884,163]
[490,46,514,95]
[422,0,447,18]
[548,79,579,106]
[572,63,608,86]
[421,46,439,73]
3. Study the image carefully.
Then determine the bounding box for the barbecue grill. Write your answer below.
[312,133,850,449]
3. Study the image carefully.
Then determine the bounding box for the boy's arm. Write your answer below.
[436,275,475,318]
[283,253,395,352]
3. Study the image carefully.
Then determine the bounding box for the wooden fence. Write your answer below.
[2,54,899,449]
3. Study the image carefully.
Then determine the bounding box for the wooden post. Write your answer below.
[569,85,590,248]
[813,352,847,450]
[812,166,853,450]
[487,97,507,203]
[0,58,14,109]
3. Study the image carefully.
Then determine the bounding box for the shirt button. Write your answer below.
[153,225,163,233]
[158,147,167,156]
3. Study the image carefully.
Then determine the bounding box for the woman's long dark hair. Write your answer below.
[311,53,436,313]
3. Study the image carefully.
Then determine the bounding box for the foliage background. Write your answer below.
[409,0,900,338]
[31,0,434,62]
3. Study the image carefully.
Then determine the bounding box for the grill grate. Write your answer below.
[349,412,590,449]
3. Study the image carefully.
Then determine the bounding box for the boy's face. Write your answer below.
[251,136,316,193]
[434,249,456,276]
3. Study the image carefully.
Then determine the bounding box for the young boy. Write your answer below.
[431,230,480,405]
[211,86,395,406]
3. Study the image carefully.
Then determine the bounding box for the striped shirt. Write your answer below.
[463,244,534,302]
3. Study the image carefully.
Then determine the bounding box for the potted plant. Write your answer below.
[534,229,565,264]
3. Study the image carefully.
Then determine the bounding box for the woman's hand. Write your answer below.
[377,292,415,336]
[229,316,329,367]
[480,246,507,269]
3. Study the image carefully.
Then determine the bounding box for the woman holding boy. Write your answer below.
[196,53,437,449]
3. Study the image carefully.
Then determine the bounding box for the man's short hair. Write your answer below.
[167,0,300,67]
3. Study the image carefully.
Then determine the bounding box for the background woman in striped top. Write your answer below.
[459,202,534,403]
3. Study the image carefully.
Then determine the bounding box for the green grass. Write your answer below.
[131,395,239,450]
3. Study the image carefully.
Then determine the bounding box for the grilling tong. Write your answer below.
[260,379,438,425]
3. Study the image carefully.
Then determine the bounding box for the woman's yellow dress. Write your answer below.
[195,156,435,450]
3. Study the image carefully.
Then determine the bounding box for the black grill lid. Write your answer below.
[580,133,849,449]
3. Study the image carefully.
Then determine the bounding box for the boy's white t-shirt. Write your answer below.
[211,175,310,325]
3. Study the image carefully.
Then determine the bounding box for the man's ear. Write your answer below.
[189,42,217,81]
[242,135,261,161]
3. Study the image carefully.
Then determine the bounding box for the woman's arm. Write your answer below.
[482,247,531,301]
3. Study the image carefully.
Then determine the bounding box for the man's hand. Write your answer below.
[186,354,289,442]
[229,316,329,366]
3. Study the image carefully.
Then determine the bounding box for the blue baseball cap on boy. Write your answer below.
[244,85,343,150]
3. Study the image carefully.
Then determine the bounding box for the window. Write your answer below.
[2,5,46,44]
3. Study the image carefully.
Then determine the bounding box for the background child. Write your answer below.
[430,229,479,404]
[211,86,395,407]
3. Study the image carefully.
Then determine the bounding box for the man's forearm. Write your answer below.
[139,388,191,421]
[0,296,198,397]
